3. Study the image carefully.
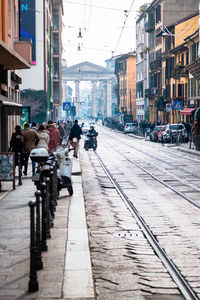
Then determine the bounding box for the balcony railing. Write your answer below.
[150,58,162,71]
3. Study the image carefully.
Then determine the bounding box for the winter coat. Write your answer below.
[9,132,23,165]
[69,124,82,140]
[46,124,62,151]
[36,130,50,151]
[192,123,199,140]
[22,128,39,154]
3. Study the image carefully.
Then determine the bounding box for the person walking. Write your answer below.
[46,120,62,151]
[58,121,66,139]
[191,119,200,148]
[36,125,50,151]
[69,120,82,158]
[9,125,23,170]
[21,122,39,175]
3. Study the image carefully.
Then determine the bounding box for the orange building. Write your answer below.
[115,52,136,123]
[0,0,31,151]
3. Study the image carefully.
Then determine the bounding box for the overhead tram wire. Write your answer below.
[113,0,135,55]
[63,1,198,13]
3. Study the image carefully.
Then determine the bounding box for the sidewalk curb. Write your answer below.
[176,146,200,156]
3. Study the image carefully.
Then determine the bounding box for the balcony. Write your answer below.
[171,66,189,79]
[14,40,32,65]
[0,40,31,69]
[185,57,200,80]
[150,58,162,71]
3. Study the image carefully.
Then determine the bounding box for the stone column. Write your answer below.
[106,80,112,117]
[92,81,97,118]
[75,80,80,117]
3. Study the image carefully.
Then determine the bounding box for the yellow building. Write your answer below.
[161,12,199,123]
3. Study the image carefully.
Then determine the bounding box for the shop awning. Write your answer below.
[180,108,196,115]
[0,40,30,70]
[0,95,22,115]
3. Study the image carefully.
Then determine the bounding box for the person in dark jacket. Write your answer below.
[9,125,23,167]
[69,120,82,158]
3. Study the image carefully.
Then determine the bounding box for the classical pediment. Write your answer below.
[63,61,107,74]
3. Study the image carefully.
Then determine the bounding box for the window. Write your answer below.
[156,5,161,23]
[181,54,184,65]
[186,52,189,65]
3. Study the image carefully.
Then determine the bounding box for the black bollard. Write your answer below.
[28,200,39,292]
[49,169,55,219]
[40,182,48,251]
[35,190,43,270]
[45,177,52,235]
[18,152,22,186]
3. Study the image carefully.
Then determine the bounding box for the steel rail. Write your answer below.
[102,129,200,179]
[99,130,200,209]
[94,151,199,300]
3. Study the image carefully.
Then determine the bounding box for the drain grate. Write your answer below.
[113,231,142,239]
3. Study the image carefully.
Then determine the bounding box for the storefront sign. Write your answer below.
[20,0,36,64]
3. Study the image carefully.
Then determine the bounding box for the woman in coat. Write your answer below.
[36,125,50,151]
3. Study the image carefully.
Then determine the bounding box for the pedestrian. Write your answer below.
[9,125,23,168]
[31,122,38,131]
[21,122,39,175]
[69,119,82,158]
[58,121,66,139]
[191,119,200,147]
[36,125,50,151]
[46,120,62,151]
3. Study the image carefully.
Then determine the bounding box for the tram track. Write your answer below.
[102,128,200,180]
[98,129,200,209]
[94,151,199,300]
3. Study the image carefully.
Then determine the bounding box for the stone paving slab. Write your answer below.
[0,158,95,300]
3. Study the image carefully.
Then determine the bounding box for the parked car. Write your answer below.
[82,123,90,134]
[162,123,188,143]
[124,123,138,134]
[149,126,163,142]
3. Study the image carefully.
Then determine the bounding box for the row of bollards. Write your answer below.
[28,160,58,292]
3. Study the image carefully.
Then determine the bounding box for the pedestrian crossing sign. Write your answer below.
[63,102,71,110]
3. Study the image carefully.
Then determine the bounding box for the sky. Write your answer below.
[62,0,152,68]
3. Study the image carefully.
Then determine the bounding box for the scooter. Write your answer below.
[84,132,98,151]
[53,145,73,196]
[30,145,73,196]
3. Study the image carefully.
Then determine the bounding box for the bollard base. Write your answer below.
[28,279,39,293]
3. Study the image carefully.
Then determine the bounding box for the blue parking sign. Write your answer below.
[63,102,71,110]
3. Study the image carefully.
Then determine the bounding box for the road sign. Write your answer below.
[166,103,171,112]
[63,102,71,110]
[173,100,183,110]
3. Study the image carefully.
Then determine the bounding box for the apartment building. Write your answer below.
[115,52,136,124]
[136,10,149,122]
[144,0,199,123]
[0,0,31,151]
[20,0,63,121]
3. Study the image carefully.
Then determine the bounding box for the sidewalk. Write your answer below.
[0,158,95,300]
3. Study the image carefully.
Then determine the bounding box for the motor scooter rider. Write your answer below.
[87,126,98,146]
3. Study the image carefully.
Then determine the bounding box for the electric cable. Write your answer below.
[113,0,135,55]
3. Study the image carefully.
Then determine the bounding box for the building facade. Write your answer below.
[20,0,63,121]
[136,11,149,122]
[0,0,31,151]
[115,52,136,124]
[143,0,199,123]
